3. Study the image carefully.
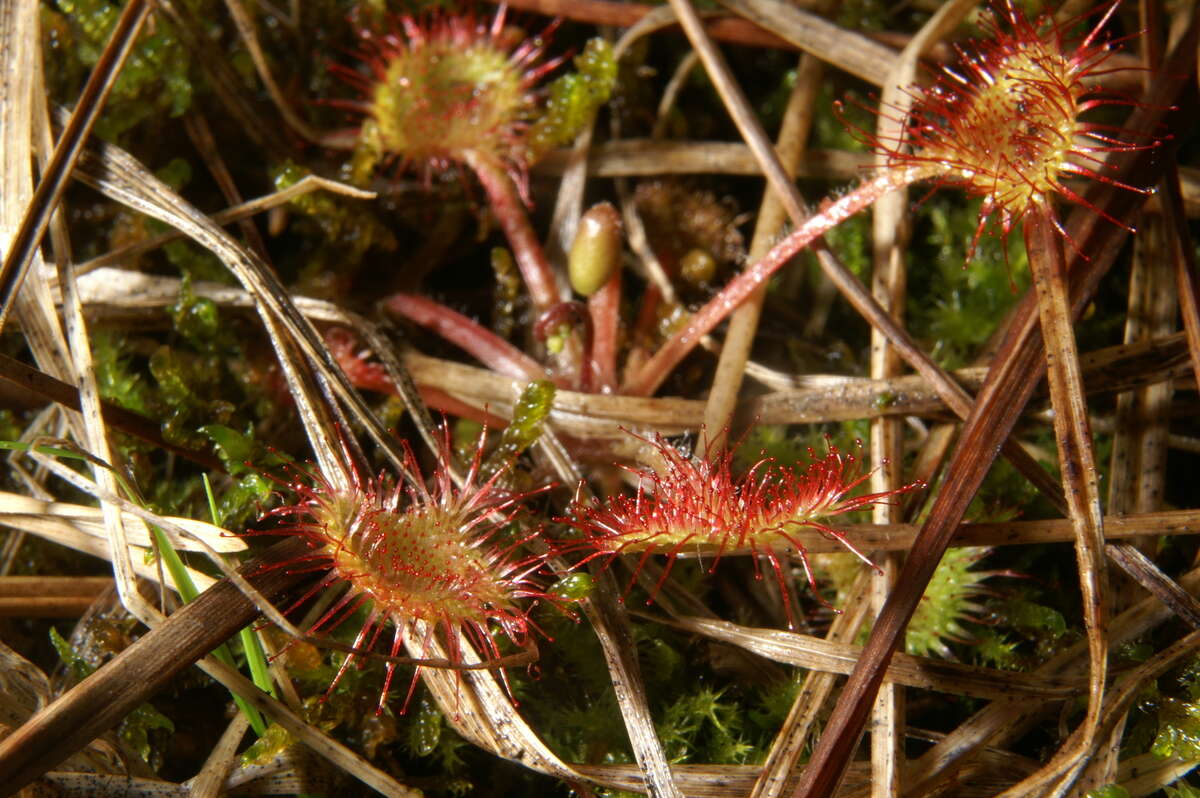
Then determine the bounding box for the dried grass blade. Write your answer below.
[584,571,684,798]
[1162,162,1200,394]
[399,619,587,783]
[698,39,819,450]
[0,490,244,553]
[74,175,373,275]
[535,140,869,179]
[221,0,322,144]
[0,510,218,593]
[0,0,149,334]
[864,4,976,791]
[188,714,250,798]
[68,133,406,483]
[994,207,1108,798]
[1106,543,1200,629]
[0,576,110,618]
[715,0,897,86]
[751,569,874,798]
[660,614,1081,701]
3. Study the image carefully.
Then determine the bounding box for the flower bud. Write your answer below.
[568,202,622,297]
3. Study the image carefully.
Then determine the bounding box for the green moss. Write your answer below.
[1086,787,1130,798]
[1167,784,1200,798]
[822,205,872,282]
[1152,695,1200,760]
[658,687,754,764]
[490,246,521,340]
[991,595,1067,656]
[270,162,397,297]
[168,272,226,352]
[92,330,154,417]
[908,197,1030,369]
[525,38,616,163]
[44,0,194,140]
[51,627,175,767]
[905,547,990,659]
[197,424,280,526]
[489,379,555,468]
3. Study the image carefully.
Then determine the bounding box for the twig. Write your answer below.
[697,41,818,451]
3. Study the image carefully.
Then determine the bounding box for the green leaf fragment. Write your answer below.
[550,572,593,601]
[242,721,295,766]
[489,379,556,468]
[407,696,443,757]
[525,38,616,164]
[121,701,176,767]
[1086,787,1130,798]
[49,626,94,682]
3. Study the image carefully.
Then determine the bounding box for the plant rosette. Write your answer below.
[562,432,924,628]
[255,432,559,713]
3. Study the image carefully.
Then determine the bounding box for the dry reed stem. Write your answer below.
[0,538,312,794]
[657,613,1082,701]
[696,36,819,451]
[535,141,870,178]
[489,0,798,51]
[0,576,110,617]
[750,568,874,798]
[717,0,899,86]
[1162,158,1200,394]
[0,0,149,335]
[991,207,1108,798]
[1096,93,1180,784]
[861,2,979,789]
[187,713,251,798]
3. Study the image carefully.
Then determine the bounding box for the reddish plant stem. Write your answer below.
[382,292,550,382]
[622,283,663,379]
[463,148,564,315]
[622,167,925,396]
[587,270,622,393]
[323,328,510,426]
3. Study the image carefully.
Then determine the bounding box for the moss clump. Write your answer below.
[43,0,194,140]
[525,38,617,163]
[490,379,555,469]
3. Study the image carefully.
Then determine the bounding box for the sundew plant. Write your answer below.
[1,1,1198,797]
